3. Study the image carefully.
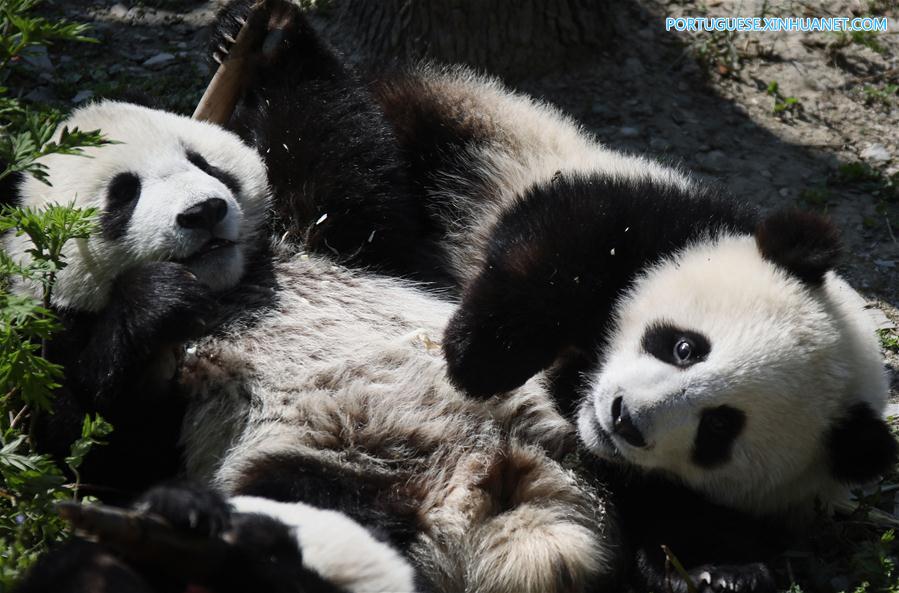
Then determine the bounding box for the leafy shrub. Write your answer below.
[0,0,113,587]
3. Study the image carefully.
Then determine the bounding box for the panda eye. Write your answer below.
[186,149,242,196]
[641,322,711,368]
[108,172,141,204]
[101,172,142,240]
[674,339,693,362]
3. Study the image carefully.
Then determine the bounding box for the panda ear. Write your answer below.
[754,209,841,285]
[827,403,897,484]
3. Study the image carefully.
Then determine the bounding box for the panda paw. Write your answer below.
[210,0,254,65]
[114,261,215,345]
[132,483,231,537]
[687,563,776,593]
[211,0,304,66]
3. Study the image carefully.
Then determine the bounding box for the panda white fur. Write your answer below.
[9,1,896,592]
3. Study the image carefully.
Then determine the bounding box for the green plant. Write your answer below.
[851,30,887,55]
[832,30,888,55]
[863,84,899,107]
[691,29,741,77]
[0,0,114,588]
[766,81,802,117]
[879,329,899,354]
[798,186,831,209]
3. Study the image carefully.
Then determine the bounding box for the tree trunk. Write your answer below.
[318,0,612,79]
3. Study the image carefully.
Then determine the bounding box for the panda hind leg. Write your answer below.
[462,444,620,593]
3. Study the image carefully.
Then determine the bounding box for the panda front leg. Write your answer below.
[40,261,214,495]
[210,0,429,278]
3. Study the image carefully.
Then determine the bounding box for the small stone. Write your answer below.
[874,259,896,269]
[830,577,851,592]
[759,170,772,178]
[887,404,899,419]
[624,57,645,75]
[778,187,791,198]
[109,3,129,18]
[24,87,56,103]
[861,143,891,163]
[71,90,94,103]
[700,150,728,170]
[650,137,670,151]
[620,126,640,138]
[143,52,175,68]
[21,45,53,72]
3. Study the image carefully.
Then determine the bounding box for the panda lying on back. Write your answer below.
[8,4,614,593]
[11,0,897,591]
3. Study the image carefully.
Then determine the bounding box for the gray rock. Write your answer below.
[624,57,645,75]
[650,137,671,151]
[21,45,53,72]
[109,3,129,19]
[701,150,728,170]
[143,52,175,68]
[24,86,56,103]
[620,126,640,138]
[861,143,891,163]
[71,90,94,104]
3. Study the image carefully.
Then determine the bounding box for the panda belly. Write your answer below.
[175,253,613,593]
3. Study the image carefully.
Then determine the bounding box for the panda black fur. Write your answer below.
[205,2,896,592]
[6,5,617,593]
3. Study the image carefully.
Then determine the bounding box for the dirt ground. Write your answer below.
[26,0,899,401]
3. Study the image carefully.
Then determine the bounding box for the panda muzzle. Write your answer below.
[611,396,647,448]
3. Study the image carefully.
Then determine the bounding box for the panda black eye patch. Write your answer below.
[101,172,141,240]
[641,322,711,367]
[692,405,746,468]
[186,150,242,197]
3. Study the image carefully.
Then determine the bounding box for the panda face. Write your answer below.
[5,101,270,311]
[577,234,888,513]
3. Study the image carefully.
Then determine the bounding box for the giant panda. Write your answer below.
[5,13,615,593]
[8,1,895,593]
[203,1,897,592]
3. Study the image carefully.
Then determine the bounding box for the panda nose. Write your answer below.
[611,396,646,448]
[177,198,228,231]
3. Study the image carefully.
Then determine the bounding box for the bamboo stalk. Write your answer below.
[192,1,270,124]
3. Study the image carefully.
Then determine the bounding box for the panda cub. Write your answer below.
[204,1,896,592]
[6,10,615,593]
